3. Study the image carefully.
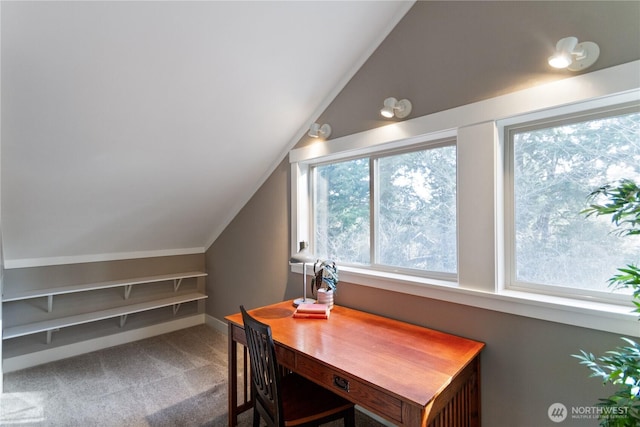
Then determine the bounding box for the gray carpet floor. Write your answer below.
[0,324,385,427]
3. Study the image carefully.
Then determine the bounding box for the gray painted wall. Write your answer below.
[206,2,640,426]
[298,1,640,145]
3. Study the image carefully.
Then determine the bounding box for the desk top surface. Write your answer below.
[226,300,484,408]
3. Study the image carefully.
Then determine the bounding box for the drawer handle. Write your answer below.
[333,375,350,392]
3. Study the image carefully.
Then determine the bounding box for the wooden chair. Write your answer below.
[240,306,355,427]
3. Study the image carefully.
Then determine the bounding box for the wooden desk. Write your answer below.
[226,301,484,427]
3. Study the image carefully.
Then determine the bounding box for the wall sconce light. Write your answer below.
[308,123,332,138]
[548,36,600,71]
[380,97,412,119]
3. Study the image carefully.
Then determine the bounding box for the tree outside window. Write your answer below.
[312,143,457,277]
[510,107,640,294]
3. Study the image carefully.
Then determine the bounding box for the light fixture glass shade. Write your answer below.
[549,37,578,69]
[380,97,412,119]
[380,97,397,118]
[548,52,573,69]
[548,37,599,71]
[289,254,313,264]
[380,109,395,118]
[308,123,331,138]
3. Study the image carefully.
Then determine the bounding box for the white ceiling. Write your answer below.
[1,1,413,267]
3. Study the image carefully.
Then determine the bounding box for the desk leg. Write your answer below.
[228,322,238,427]
[425,354,481,427]
[472,355,481,427]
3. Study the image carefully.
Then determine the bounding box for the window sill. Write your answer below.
[292,264,639,337]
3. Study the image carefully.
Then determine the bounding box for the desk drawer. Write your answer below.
[296,354,403,423]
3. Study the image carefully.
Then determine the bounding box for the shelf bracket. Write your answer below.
[47,295,54,313]
[173,303,182,315]
[120,314,128,328]
[124,285,133,300]
[173,278,183,292]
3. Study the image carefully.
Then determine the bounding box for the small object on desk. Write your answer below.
[311,260,338,311]
[290,251,316,307]
[316,288,334,309]
[226,300,485,427]
[293,303,330,319]
[296,303,329,313]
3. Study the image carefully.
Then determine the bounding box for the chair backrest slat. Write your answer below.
[241,306,284,426]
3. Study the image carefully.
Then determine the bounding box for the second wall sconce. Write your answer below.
[308,123,332,138]
[380,97,412,119]
[548,36,600,71]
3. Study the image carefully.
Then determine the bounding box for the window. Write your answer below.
[312,141,457,278]
[291,62,639,336]
[313,157,370,265]
[506,104,640,300]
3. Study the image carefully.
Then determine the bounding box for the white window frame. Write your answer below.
[290,60,640,337]
[503,103,640,305]
[308,138,458,280]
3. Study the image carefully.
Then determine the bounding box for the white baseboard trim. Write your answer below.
[205,313,228,335]
[3,314,205,373]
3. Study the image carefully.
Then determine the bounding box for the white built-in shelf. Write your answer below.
[3,292,207,342]
[3,271,207,307]
[2,270,208,347]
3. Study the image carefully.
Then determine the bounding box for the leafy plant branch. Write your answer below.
[582,179,640,238]
[574,179,640,426]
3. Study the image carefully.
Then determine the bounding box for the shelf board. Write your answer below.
[3,292,207,340]
[2,271,207,302]
[2,310,204,370]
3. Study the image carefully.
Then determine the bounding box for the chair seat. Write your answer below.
[280,373,354,426]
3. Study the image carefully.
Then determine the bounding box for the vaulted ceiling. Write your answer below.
[1,1,413,267]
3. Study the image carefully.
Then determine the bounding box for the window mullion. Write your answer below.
[503,127,516,291]
[370,157,377,267]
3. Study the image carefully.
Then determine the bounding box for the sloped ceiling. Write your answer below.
[1,1,413,267]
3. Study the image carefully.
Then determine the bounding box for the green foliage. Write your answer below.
[574,338,640,426]
[582,179,640,238]
[575,179,640,426]
[314,158,370,264]
[610,265,640,316]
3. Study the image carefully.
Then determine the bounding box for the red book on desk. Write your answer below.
[293,303,330,319]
